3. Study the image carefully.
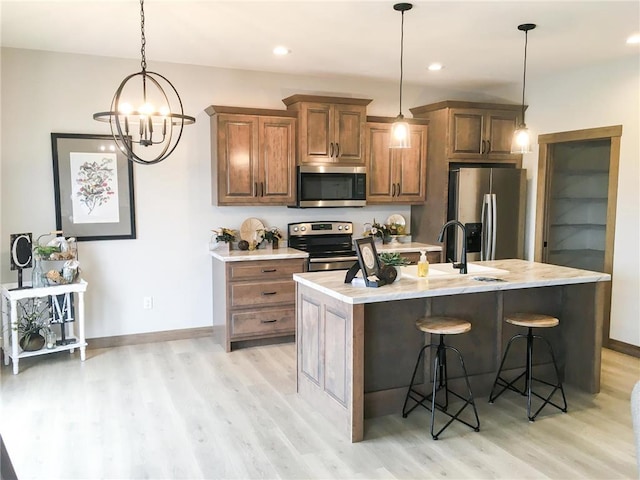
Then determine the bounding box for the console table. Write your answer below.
[1,280,87,374]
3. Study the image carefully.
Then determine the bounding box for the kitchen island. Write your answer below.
[293,259,610,442]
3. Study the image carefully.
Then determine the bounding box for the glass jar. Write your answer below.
[32,257,45,288]
[45,328,57,349]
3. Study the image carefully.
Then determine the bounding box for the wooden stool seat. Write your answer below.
[416,316,471,335]
[505,312,559,329]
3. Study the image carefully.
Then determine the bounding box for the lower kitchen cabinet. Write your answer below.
[212,256,306,352]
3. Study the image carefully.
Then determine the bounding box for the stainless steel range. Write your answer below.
[288,221,357,271]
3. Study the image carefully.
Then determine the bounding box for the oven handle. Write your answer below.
[309,256,358,263]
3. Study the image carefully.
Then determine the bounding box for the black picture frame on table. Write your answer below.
[354,237,383,287]
[51,133,136,241]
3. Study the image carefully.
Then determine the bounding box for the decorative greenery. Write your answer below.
[378,252,411,267]
[14,298,50,344]
[260,227,283,244]
[363,219,391,241]
[213,227,237,243]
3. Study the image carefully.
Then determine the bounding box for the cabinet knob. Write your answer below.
[261,291,277,296]
[330,142,334,158]
[486,140,491,154]
[336,143,340,158]
[481,140,486,154]
[261,319,278,324]
[392,183,396,197]
[261,268,277,273]
[396,183,401,196]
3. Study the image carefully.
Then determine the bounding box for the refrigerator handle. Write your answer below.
[481,194,491,261]
[490,193,497,260]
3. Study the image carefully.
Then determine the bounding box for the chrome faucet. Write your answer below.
[437,220,468,274]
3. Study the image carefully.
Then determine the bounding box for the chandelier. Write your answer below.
[93,0,195,165]
[390,3,413,149]
[511,23,536,154]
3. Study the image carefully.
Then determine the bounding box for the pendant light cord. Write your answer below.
[398,10,405,117]
[520,29,528,122]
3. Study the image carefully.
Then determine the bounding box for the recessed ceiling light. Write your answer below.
[273,46,291,56]
[627,34,640,44]
[428,63,444,71]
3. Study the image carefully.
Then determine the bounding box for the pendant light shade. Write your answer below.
[93,0,195,165]
[511,23,536,154]
[390,3,413,149]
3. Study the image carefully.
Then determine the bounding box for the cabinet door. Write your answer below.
[396,125,428,203]
[217,114,259,204]
[334,104,366,165]
[448,109,484,158]
[366,123,394,203]
[485,110,521,158]
[258,116,296,205]
[298,102,332,164]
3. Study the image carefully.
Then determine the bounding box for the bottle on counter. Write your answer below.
[417,250,429,277]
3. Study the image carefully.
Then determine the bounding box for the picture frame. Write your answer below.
[51,133,136,241]
[354,237,382,287]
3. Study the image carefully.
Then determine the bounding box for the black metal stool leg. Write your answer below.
[402,344,431,418]
[527,335,568,421]
[526,328,534,420]
[489,333,527,403]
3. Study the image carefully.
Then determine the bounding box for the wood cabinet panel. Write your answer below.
[283,95,371,166]
[229,260,303,281]
[230,307,295,336]
[230,280,295,308]
[207,106,296,206]
[366,121,427,204]
[448,107,521,160]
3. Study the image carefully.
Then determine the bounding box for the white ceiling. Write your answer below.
[1,0,639,90]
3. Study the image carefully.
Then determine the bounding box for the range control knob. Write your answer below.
[344,224,351,231]
[300,226,306,232]
[338,225,343,230]
[293,226,299,232]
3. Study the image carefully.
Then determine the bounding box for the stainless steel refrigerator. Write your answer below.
[445,166,526,262]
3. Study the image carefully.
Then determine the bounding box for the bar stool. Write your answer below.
[402,316,480,440]
[489,312,568,421]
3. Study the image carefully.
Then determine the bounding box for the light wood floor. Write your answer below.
[1,338,638,479]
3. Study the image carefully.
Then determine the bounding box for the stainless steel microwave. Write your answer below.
[296,165,366,208]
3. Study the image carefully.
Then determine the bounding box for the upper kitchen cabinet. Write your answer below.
[410,101,523,163]
[365,119,428,204]
[206,106,296,206]
[282,95,372,166]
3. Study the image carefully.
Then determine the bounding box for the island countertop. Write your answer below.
[293,259,611,304]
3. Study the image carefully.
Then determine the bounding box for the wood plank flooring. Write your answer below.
[1,339,638,479]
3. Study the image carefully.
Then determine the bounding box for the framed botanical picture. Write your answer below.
[354,237,381,286]
[51,133,136,241]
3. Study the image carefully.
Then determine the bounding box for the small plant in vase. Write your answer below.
[260,227,283,249]
[363,219,391,244]
[378,252,410,281]
[14,298,50,351]
[211,227,237,252]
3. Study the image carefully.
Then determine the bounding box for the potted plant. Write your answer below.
[260,227,283,249]
[211,227,237,252]
[378,252,410,281]
[14,298,50,351]
[363,219,391,244]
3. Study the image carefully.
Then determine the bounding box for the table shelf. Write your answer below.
[2,280,88,374]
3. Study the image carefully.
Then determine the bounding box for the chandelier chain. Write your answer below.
[140,0,147,72]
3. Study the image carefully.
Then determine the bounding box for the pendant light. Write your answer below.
[511,23,536,154]
[390,3,413,149]
[93,0,195,165]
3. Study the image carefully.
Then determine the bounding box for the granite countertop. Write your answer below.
[293,259,611,305]
[210,247,308,262]
[377,242,441,253]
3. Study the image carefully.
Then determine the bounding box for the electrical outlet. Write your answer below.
[143,296,153,309]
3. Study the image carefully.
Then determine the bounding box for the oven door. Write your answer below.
[308,256,359,272]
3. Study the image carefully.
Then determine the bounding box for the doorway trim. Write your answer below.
[534,125,635,356]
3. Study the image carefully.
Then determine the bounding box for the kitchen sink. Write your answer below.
[400,262,508,279]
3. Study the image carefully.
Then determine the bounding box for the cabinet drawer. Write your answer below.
[230,280,294,308]
[228,260,304,281]
[230,307,295,337]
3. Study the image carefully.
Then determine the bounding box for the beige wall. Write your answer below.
[2,48,637,347]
